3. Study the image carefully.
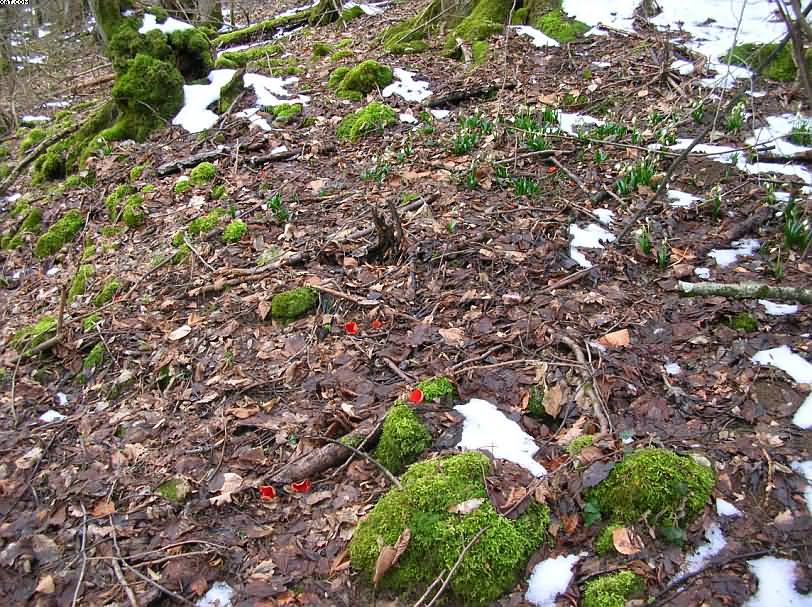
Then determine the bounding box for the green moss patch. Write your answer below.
[94,279,122,307]
[417,376,456,401]
[83,342,105,371]
[533,8,588,43]
[271,286,318,319]
[129,163,147,181]
[190,161,217,185]
[594,523,622,555]
[349,452,549,605]
[1,206,42,250]
[222,219,247,243]
[567,434,594,457]
[374,403,432,474]
[214,43,282,68]
[269,103,303,124]
[69,264,95,302]
[340,5,364,22]
[173,178,192,194]
[728,311,757,332]
[213,12,307,47]
[445,0,511,54]
[34,209,84,258]
[336,102,397,141]
[312,41,333,58]
[11,315,57,354]
[587,448,715,527]
[172,208,226,246]
[582,571,644,607]
[156,477,192,503]
[122,194,146,228]
[19,127,48,154]
[328,60,393,101]
[218,68,245,113]
[106,184,136,219]
[727,42,809,82]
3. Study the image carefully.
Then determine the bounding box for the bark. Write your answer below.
[87,0,126,46]
[678,281,812,304]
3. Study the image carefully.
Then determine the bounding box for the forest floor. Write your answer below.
[0,0,811,606]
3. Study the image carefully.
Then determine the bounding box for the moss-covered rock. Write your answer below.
[312,41,333,58]
[168,28,214,80]
[222,218,247,243]
[271,287,318,319]
[374,403,432,474]
[94,279,122,307]
[727,42,810,82]
[582,571,644,607]
[214,43,282,69]
[11,315,57,354]
[19,127,48,154]
[417,376,457,401]
[34,209,84,258]
[269,102,303,124]
[328,60,393,101]
[587,448,715,527]
[122,194,146,228]
[174,178,192,194]
[533,8,588,43]
[218,68,245,113]
[336,102,397,141]
[83,342,105,371]
[129,163,146,181]
[1,206,42,250]
[106,183,136,219]
[190,161,217,185]
[68,264,95,302]
[349,452,550,605]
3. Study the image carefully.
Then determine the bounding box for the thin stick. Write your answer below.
[329,421,383,480]
[421,527,488,607]
[71,504,88,607]
[302,435,403,489]
[111,558,140,607]
[310,283,379,306]
[558,335,610,435]
[183,234,216,272]
[119,560,194,605]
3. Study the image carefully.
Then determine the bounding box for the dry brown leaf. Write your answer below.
[227,407,259,419]
[612,527,642,555]
[392,528,411,563]
[448,498,485,515]
[598,328,630,348]
[577,445,604,465]
[35,575,55,594]
[209,473,243,506]
[439,327,465,346]
[543,383,567,418]
[91,499,115,518]
[168,324,192,341]
[372,528,411,586]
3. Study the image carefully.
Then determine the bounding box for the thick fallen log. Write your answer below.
[425,82,516,108]
[678,280,812,304]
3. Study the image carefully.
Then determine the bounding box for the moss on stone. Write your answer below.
[417,376,457,401]
[336,102,397,141]
[174,178,192,194]
[728,311,757,332]
[190,161,217,185]
[727,42,809,82]
[69,264,95,302]
[129,163,146,181]
[19,127,48,154]
[447,0,511,51]
[210,184,226,200]
[271,286,318,319]
[214,43,282,68]
[94,279,122,307]
[108,24,172,72]
[106,183,136,219]
[11,315,57,354]
[349,452,550,605]
[594,523,622,555]
[269,102,303,123]
[374,403,432,474]
[83,342,105,371]
[173,208,226,246]
[168,28,214,80]
[222,218,247,243]
[533,8,588,43]
[587,448,715,527]
[212,12,307,47]
[582,571,644,607]
[34,209,84,258]
[218,68,245,113]
[328,60,393,101]
[312,41,333,58]
[1,206,42,250]
[122,194,146,228]
[330,49,355,61]
[156,477,191,503]
[567,434,594,457]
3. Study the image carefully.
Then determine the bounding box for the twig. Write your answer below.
[71,504,88,607]
[309,283,379,306]
[182,234,216,272]
[557,335,610,435]
[537,267,594,294]
[678,280,812,304]
[452,358,578,376]
[449,345,505,372]
[301,435,403,490]
[111,558,140,607]
[329,421,384,480]
[382,356,416,383]
[419,527,488,607]
[119,560,194,605]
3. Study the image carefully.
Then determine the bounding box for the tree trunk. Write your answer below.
[87,0,126,46]
[161,0,223,27]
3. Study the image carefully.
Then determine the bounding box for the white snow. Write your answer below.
[173,69,236,133]
[21,115,50,123]
[271,145,288,154]
[342,1,389,15]
[196,581,235,607]
[511,25,560,47]
[665,362,682,376]
[791,461,812,514]
[569,223,616,268]
[679,523,727,579]
[559,112,602,135]
[716,498,743,517]
[39,410,66,423]
[758,300,800,316]
[562,0,635,33]
[667,190,701,209]
[694,267,711,279]
[454,398,547,477]
[793,393,812,430]
[671,60,695,75]
[744,556,812,607]
[43,100,71,108]
[399,112,418,124]
[46,266,61,276]
[235,106,272,132]
[382,68,432,103]
[37,27,50,39]
[14,54,47,65]
[277,0,319,18]
[708,238,760,268]
[748,114,812,157]
[243,73,311,107]
[592,61,612,68]
[430,109,450,119]
[56,392,68,406]
[139,13,193,34]
[526,553,582,607]
[593,208,614,224]
[751,345,812,383]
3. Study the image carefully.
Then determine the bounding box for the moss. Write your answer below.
[340,5,364,22]
[336,102,397,141]
[374,404,433,474]
[270,102,303,124]
[108,24,172,72]
[214,43,282,69]
[567,434,594,457]
[141,184,156,193]
[1,206,42,250]
[210,184,226,200]
[82,242,96,260]
[595,523,622,555]
[340,433,365,448]
[129,163,146,181]
[533,9,588,44]
[378,2,438,55]
[587,448,715,527]
[94,279,122,307]
[147,6,169,22]
[156,477,191,503]
[83,342,105,371]
[245,56,303,76]
[212,12,307,47]
[526,384,546,418]
[312,41,333,58]
[68,264,95,302]
[328,60,393,101]
[34,209,84,258]
[447,0,511,51]
[31,145,67,183]
[167,28,214,80]
[63,175,84,190]
[728,311,757,332]
[106,184,136,218]
[83,313,102,332]
[218,68,245,113]
[19,127,48,154]
[190,161,217,185]
[0,163,9,181]
[582,571,644,607]
[11,315,57,354]
[222,219,247,243]
[271,286,318,319]
[472,40,489,64]
[417,377,456,401]
[330,49,355,61]
[349,452,550,605]
[189,208,225,236]
[511,7,529,24]
[174,178,192,194]
[727,42,809,82]
[122,194,146,228]
[0,144,9,158]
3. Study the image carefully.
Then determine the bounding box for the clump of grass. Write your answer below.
[615,156,657,196]
[726,102,746,133]
[636,224,652,256]
[361,157,392,183]
[265,193,290,224]
[782,199,811,251]
[789,118,812,146]
[513,176,539,197]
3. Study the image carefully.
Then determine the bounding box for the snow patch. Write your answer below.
[56,392,68,406]
[511,25,560,47]
[793,393,812,430]
[196,581,235,607]
[430,109,450,119]
[139,13,193,34]
[236,106,272,132]
[678,523,727,579]
[758,300,799,316]
[382,68,432,103]
[593,208,614,224]
[716,498,742,517]
[751,345,812,384]
[277,0,319,18]
[664,362,682,376]
[39,410,66,423]
[694,267,711,279]
[667,189,700,208]
[791,461,812,514]
[21,115,50,123]
[399,112,417,124]
[559,112,602,135]
[43,100,71,108]
[744,556,812,607]
[454,398,547,477]
[569,223,615,268]
[526,553,583,607]
[243,73,311,107]
[342,1,389,15]
[708,238,759,268]
[747,114,812,157]
[173,69,236,133]
[671,59,695,75]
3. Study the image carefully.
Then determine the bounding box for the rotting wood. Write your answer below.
[678,280,812,304]
[187,251,306,296]
[424,82,517,108]
[693,206,772,259]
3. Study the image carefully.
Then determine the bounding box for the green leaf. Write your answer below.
[584,501,602,526]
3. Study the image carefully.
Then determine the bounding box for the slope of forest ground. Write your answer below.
[0,0,811,605]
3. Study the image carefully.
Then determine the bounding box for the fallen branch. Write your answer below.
[302,434,402,489]
[425,82,517,108]
[187,251,305,296]
[0,122,82,195]
[558,335,610,436]
[678,280,812,304]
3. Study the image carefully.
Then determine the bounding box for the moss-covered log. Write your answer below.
[679,280,812,304]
